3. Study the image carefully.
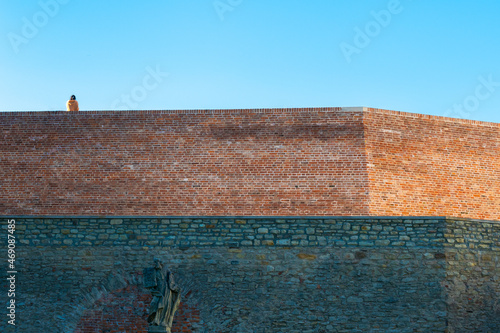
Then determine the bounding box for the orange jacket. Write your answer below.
[66,100,79,111]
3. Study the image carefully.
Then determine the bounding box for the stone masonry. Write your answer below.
[1,216,498,332]
[1,107,498,332]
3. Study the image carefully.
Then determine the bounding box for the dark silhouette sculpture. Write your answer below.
[143,259,181,333]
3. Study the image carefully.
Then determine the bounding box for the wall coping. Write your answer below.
[3,215,499,224]
[0,107,498,128]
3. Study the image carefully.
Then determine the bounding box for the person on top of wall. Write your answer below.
[66,95,79,111]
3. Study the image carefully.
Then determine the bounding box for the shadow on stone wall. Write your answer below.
[1,217,498,333]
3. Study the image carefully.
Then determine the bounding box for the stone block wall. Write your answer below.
[1,216,498,332]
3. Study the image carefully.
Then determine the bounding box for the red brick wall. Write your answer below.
[0,108,369,216]
[74,285,149,333]
[1,107,498,220]
[74,285,199,333]
[363,108,500,221]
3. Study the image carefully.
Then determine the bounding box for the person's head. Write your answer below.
[70,95,76,100]
[153,258,163,270]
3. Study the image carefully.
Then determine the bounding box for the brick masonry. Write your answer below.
[1,216,499,332]
[363,108,500,221]
[0,107,498,332]
[1,107,498,220]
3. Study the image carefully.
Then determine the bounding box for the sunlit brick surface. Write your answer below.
[1,107,498,220]
[363,108,499,221]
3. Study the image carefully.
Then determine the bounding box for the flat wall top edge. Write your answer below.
[2,215,499,223]
[1,107,498,127]
[1,107,362,115]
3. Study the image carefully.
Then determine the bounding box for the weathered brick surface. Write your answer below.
[363,108,500,221]
[74,285,150,333]
[0,108,369,216]
[2,107,497,219]
[1,216,498,332]
[0,107,498,332]
[74,285,199,333]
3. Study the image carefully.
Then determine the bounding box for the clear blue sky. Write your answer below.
[1,0,499,123]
